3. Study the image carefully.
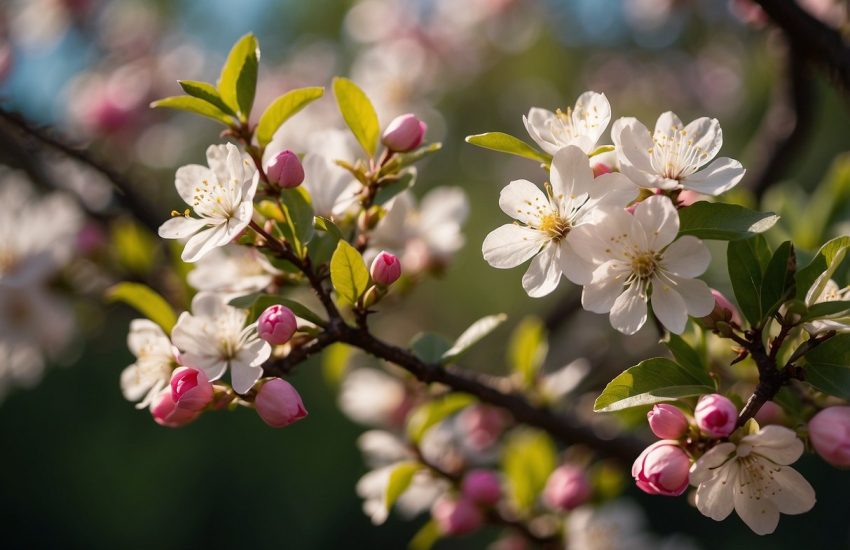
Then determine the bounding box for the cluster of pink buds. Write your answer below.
[432,469,502,536]
[632,395,739,496]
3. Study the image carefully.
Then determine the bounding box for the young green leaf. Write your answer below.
[409,520,442,550]
[678,202,779,241]
[177,80,236,116]
[501,430,557,514]
[378,142,442,177]
[465,132,551,164]
[727,235,771,327]
[374,170,416,206]
[330,240,370,305]
[279,187,315,258]
[385,461,422,511]
[441,313,508,364]
[795,236,850,302]
[593,357,714,412]
[410,332,451,364]
[332,77,380,158]
[406,394,475,443]
[663,333,705,373]
[227,293,326,327]
[321,343,353,387]
[803,300,850,321]
[217,33,259,119]
[802,334,850,400]
[150,96,234,125]
[508,317,548,387]
[107,283,177,333]
[255,86,325,147]
[760,241,796,319]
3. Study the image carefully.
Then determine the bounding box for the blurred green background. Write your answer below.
[3,0,850,548]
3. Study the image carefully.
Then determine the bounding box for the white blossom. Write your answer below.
[804,278,850,334]
[338,368,408,428]
[158,143,258,263]
[690,425,816,535]
[482,146,638,297]
[571,195,715,334]
[120,319,175,409]
[523,91,611,155]
[170,292,271,394]
[612,112,744,196]
[301,153,361,219]
[187,245,280,294]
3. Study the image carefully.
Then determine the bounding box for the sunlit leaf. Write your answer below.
[107,283,177,333]
[256,86,325,146]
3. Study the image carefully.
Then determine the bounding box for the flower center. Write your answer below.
[539,213,570,241]
[193,177,236,219]
[650,125,711,180]
[630,252,660,280]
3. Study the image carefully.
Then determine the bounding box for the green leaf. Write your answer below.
[589,144,615,157]
[107,283,177,333]
[217,33,259,119]
[227,293,327,327]
[330,241,370,305]
[374,170,416,206]
[465,132,551,164]
[760,241,796,319]
[802,334,850,399]
[256,86,325,147]
[406,394,475,443]
[409,520,441,550]
[332,77,380,158]
[111,218,157,275]
[727,236,771,327]
[508,317,548,387]
[307,218,342,266]
[803,300,850,321]
[441,314,507,364]
[385,461,422,511]
[279,187,315,258]
[379,143,442,176]
[795,236,850,302]
[177,80,236,116]
[321,343,353,387]
[501,430,557,514]
[678,202,779,241]
[150,96,234,125]
[410,332,451,364]
[593,357,714,412]
[663,333,705,373]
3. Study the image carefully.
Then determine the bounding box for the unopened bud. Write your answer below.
[809,406,850,467]
[257,304,297,345]
[150,388,200,427]
[542,465,592,510]
[267,150,304,188]
[695,394,738,438]
[647,404,688,439]
[699,289,743,329]
[255,378,308,428]
[461,470,502,506]
[170,367,214,412]
[632,440,691,496]
[370,251,402,286]
[431,496,483,536]
[382,113,427,152]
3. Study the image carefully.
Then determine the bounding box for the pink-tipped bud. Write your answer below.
[695,394,738,438]
[647,404,689,439]
[458,405,507,451]
[592,162,612,177]
[370,251,402,286]
[257,304,298,346]
[170,367,214,412]
[809,406,850,467]
[632,440,691,496]
[542,465,592,511]
[266,150,304,189]
[255,378,308,428]
[701,289,743,328]
[461,470,502,506]
[754,400,785,426]
[150,388,200,427]
[382,113,426,152]
[431,496,483,536]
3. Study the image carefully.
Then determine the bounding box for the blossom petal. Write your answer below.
[175,165,213,205]
[482,224,548,269]
[225,142,246,187]
[694,465,737,522]
[747,425,805,465]
[670,276,716,317]
[634,195,679,249]
[733,479,780,535]
[243,338,272,367]
[581,260,628,313]
[158,216,208,240]
[559,237,595,285]
[651,277,689,334]
[682,157,745,196]
[610,283,647,335]
[498,179,551,226]
[683,117,723,170]
[205,144,230,183]
[181,352,228,382]
[617,119,656,175]
[663,236,711,277]
[569,209,633,264]
[690,442,736,485]
[523,108,559,156]
[587,172,640,212]
[770,466,816,515]
[181,223,229,263]
[522,242,562,298]
[571,91,610,147]
[653,111,685,139]
[551,146,594,213]
[230,360,263,394]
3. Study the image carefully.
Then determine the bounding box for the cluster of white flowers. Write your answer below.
[483,91,744,334]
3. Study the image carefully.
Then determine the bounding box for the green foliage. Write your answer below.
[385,461,423,511]
[409,520,441,550]
[441,313,507,364]
[308,217,343,266]
[150,96,234,125]
[374,170,416,206]
[802,334,850,400]
[802,300,850,321]
[111,219,157,275]
[678,202,779,241]
[663,333,705,372]
[107,283,177,333]
[256,87,325,147]
[330,241,370,305]
[177,80,236,116]
[465,132,551,164]
[795,236,850,302]
[501,430,557,514]
[379,143,442,176]
[321,343,353,387]
[727,235,771,327]
[508,317,548,388]
[278,187,315,258]
[227,293,326,326]
[594,357,714,412]
[217,33,259,120]
[410,333,451,363]
[333,77,380,158]
[760,241,796,319]
[406,394,475,444]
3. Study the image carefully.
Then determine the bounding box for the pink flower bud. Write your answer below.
[631,440,691,496]
[170,367,214,412]
[370,251,402,286]
[676,189,703,207]
[647,404,689,439]
[695,394,738,438]
[754,400,784,426]
[707,289,743,327]
[257,304,298,345]
[592,162,612,177]
[266,150,304,188]
[382,113,426,152]
[809,406,850,467]
[457,405,507,451]
[150,388,199,427]
[461,470,502,506]
[542,465,592,510]
[431,496,483,536]
[255,378,308,428]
